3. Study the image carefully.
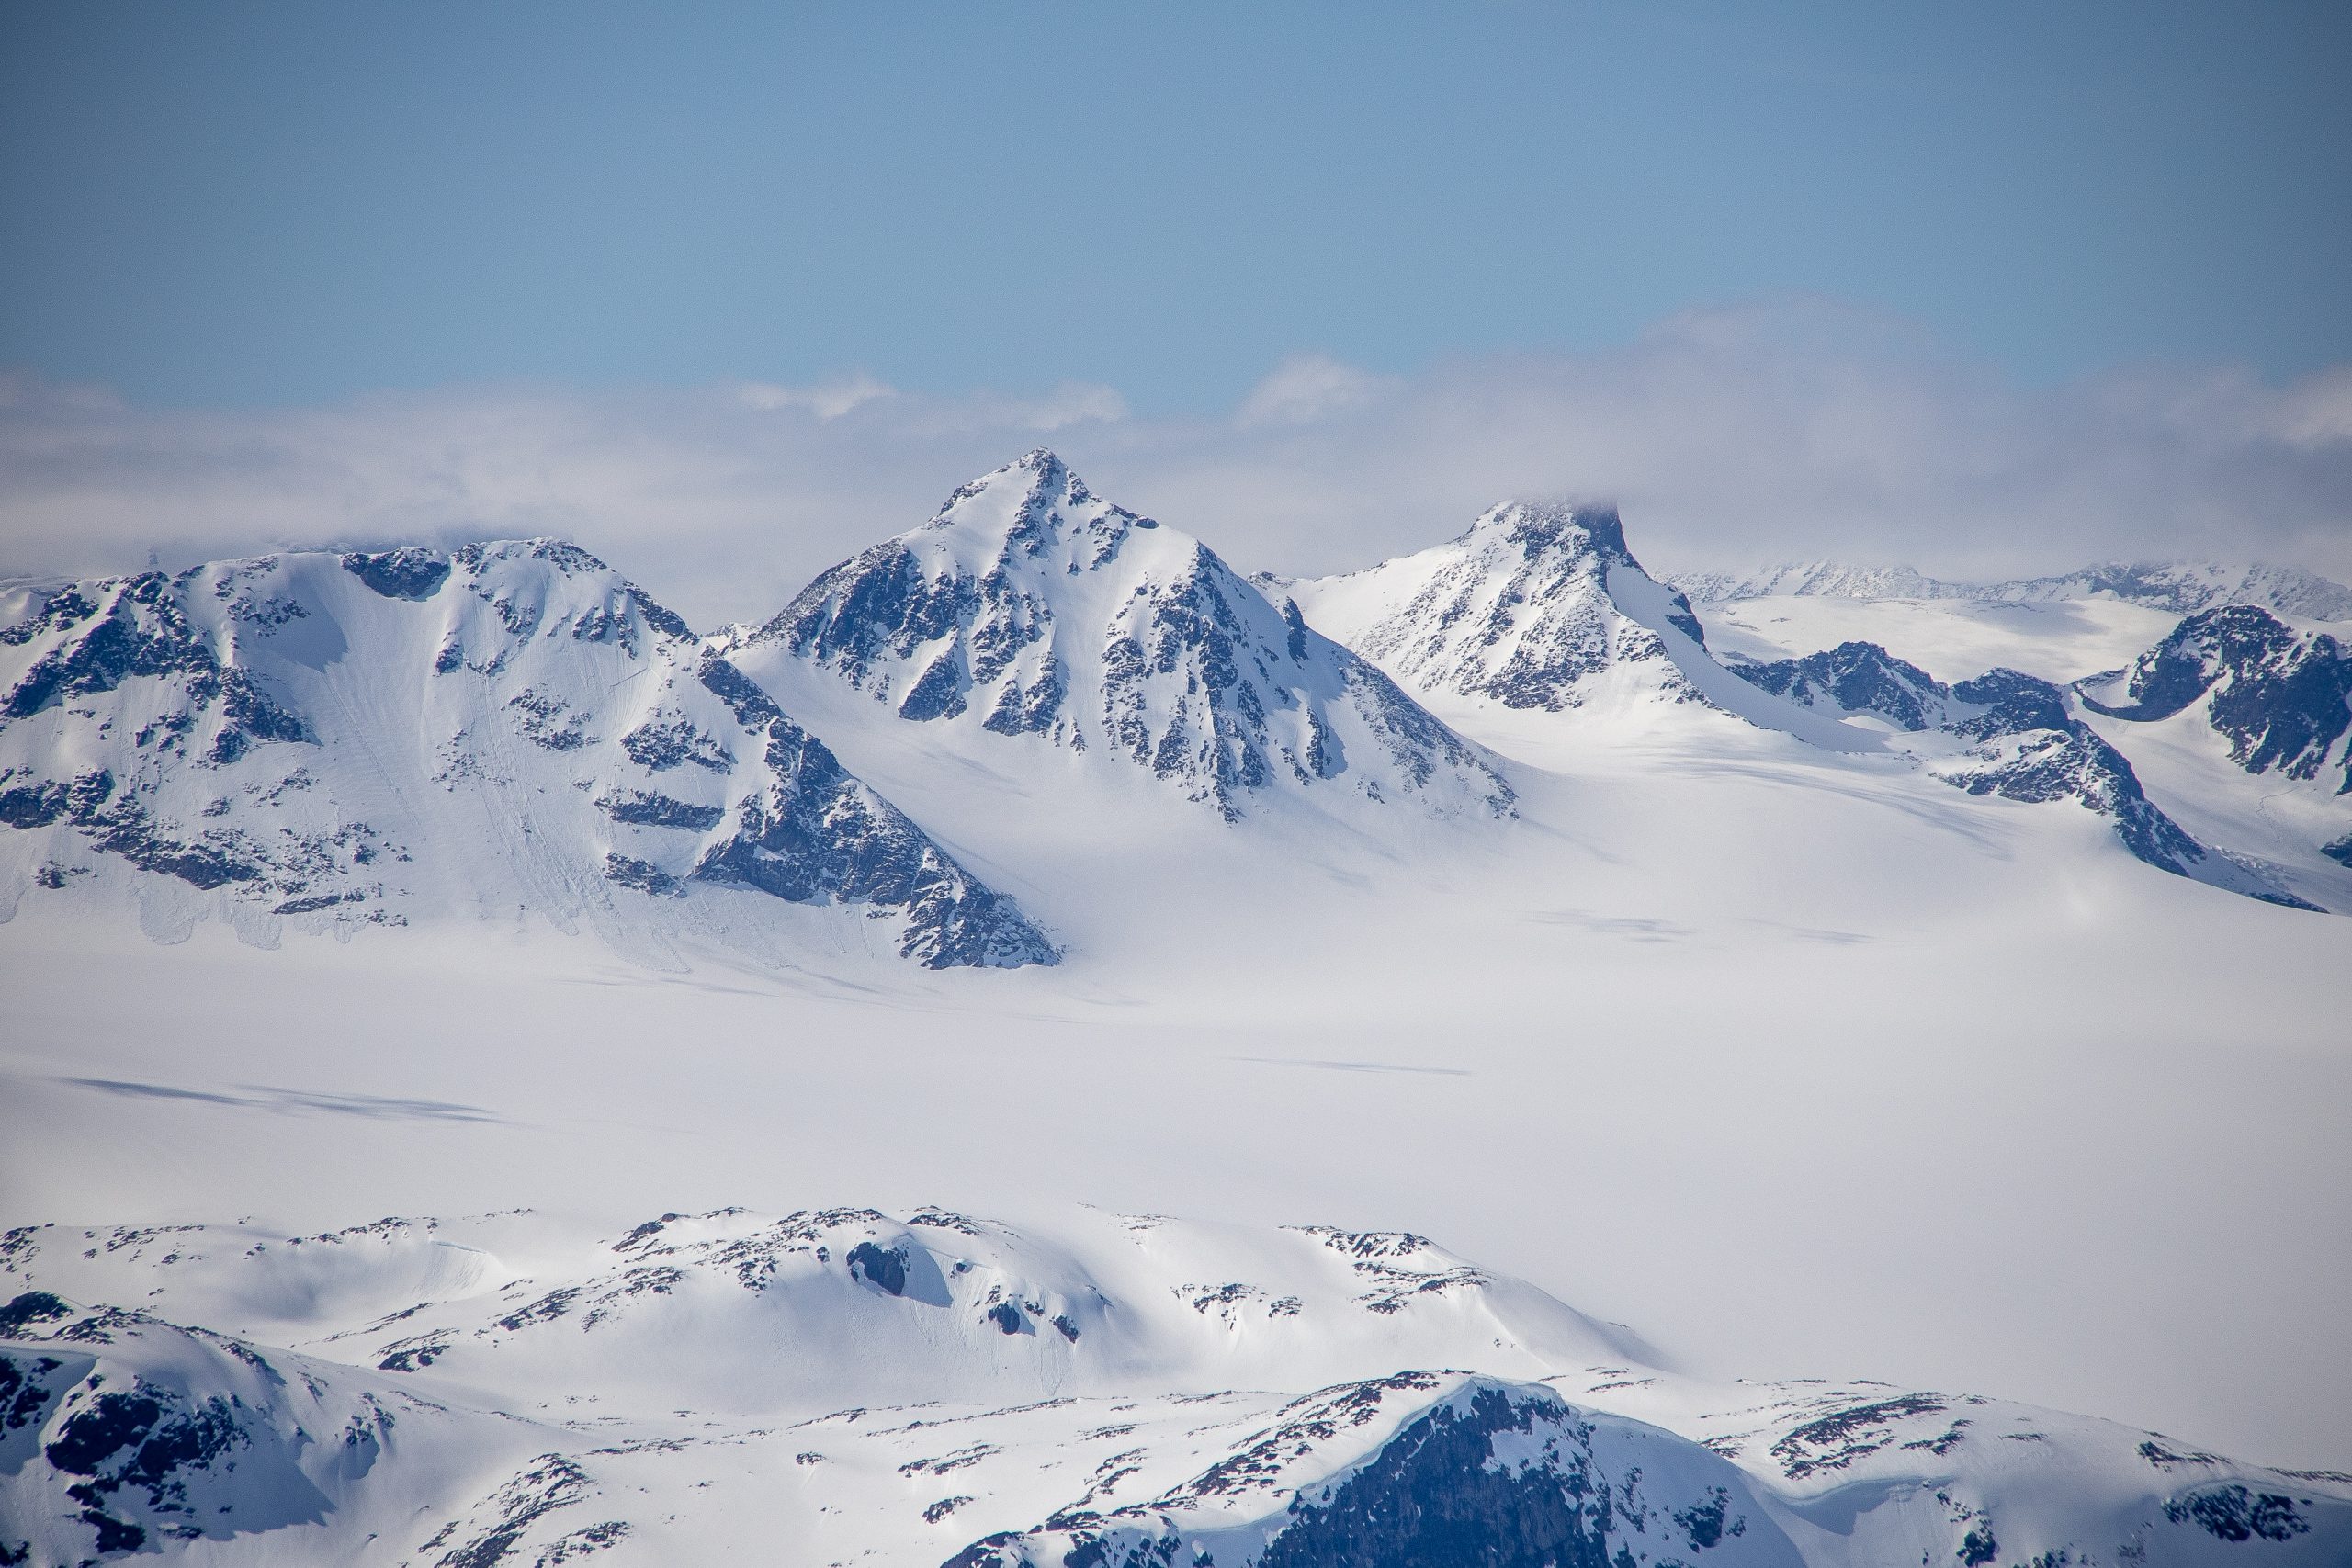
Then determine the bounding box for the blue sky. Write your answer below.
[4,2,2350,607]
[4,1,2347,412]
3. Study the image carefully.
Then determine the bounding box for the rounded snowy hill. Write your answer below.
[5,1203,2346,1567]
[0,542,1055,968]
[715,450,1512,825]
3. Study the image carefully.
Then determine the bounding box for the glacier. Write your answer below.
[3,449,2350,1564]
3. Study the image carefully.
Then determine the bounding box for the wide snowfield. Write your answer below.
[1700,593,2188,685]
[6,684,2346,1476]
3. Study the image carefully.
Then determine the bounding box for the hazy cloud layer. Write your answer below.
[4,301,2347,632]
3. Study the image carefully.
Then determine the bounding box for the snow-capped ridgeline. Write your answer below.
[1727,639,1961,732]
[3,1206,2345,1567]
[1672,559,2352,622]
[718,449,1512,822]
[2,453,2346,964]
[1721,606,2352,909]
[1277,498,2339,908]
[0,542,1055,967]
[1724,642,2324,908]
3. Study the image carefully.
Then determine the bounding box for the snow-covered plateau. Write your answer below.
[3,452,2348,1564]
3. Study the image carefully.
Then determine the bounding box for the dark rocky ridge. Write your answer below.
[1728,644,2267,897]
[1730,640,1951,731]
[2081,605,2352,792]
[688,655,1056,968]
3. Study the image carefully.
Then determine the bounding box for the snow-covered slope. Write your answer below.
[6,455,2352,1536]
[1693,592,2184,691]
[1282,500,2319,909]
[2079,606,2352,789]
[1712,603,2352,911]
[1724,642,2323,908]
[2074,606,2352,894]
[718,450,1510,824]
[1674,560,2352,621]
[4,1206,2346,1567]
[1279,500,1892,765]
[0,544,1056,967]
[1283,502,1725,716]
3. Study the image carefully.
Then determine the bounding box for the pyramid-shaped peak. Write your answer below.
[1282,495,1719,716]
[991,446,1073,491]
[742,451,1511,822]
[902,449,1177,573]
[933,447,1104,524]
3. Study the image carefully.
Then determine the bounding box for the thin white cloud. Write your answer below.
[2256,366,2352,451]
[2,300,2347,632]
[929,380,1130,434]
[1235,353,1400,428]
[737,374,894,420]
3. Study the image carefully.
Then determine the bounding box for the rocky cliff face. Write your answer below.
[1729,639,1955,731]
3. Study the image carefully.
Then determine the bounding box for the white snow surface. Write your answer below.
[2,453,2350,1563]
[1695,593,2189,688]
[5,1205,2348,1566]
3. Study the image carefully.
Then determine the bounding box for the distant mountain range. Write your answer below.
[4,450,2350,966]
[7,454,2352,1564]
[1669,559,2352,621]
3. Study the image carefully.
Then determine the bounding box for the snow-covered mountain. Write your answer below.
[1726,638,1960,731]
[1724,642,2319,908]
[1673,560,2352,621]
[1273,500,2332,911]
[0,542,1056,967]
[2075,606,2352,885]
[5,1204,2346,1567]
[1275,501,1724,716]
[3,466,2342,970]
[2080,606,2352,787]
[5,455,2352,1557]
[1711,602,2352,911]
[717,450,1511,823]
